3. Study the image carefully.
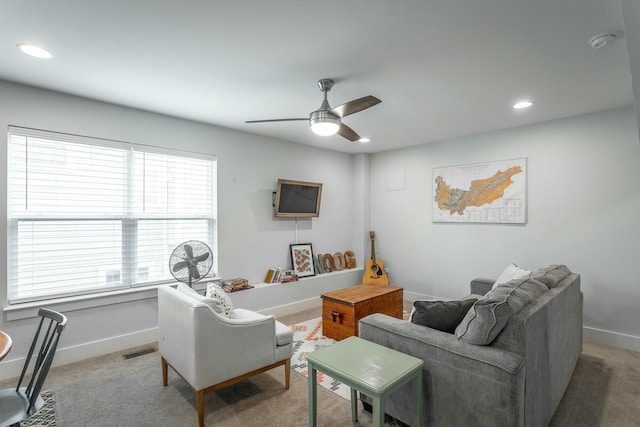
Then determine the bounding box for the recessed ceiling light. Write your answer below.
[17,43,53,59]
[358,137,371,143]
[513,100,533,109]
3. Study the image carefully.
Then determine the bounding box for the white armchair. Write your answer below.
[157,284,293,427]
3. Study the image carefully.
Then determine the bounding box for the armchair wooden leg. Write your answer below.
[161,357,168,387]
[285,358,291,390]
[197,389,205,427]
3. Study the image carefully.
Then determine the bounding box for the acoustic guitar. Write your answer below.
[363,231,389,285]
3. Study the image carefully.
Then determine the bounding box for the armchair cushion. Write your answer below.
[232,308,293,346]
[206,283,235,318]
[177,283,225,316]
[410,299,477,333]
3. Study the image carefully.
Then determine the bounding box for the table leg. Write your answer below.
[351,388,358,422]
[413,371,422,427]
[308,361,317,427]
[372,395,385,427]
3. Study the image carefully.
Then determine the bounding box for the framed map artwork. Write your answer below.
[433,158,527,224]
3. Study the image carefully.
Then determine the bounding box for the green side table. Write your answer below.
[307,336,423,427]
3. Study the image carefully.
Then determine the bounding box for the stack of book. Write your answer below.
[278,270,299,283]
[221,278,252,292]
[264,268,282,283]
[263,268,299,283]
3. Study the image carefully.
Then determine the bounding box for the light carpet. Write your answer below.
[290,317,351,400]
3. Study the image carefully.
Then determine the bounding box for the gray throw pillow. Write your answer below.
[455,278,548,345]
[531,265,571,288]
[411,299,477,334]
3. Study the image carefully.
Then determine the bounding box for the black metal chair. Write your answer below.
[0,308,67,427]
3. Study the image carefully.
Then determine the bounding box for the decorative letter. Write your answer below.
[333,253,345,271]
[323,253,335,272]
[344,251,356,269]
[314,254,325,274]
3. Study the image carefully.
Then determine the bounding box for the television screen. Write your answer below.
[274,179,322,218]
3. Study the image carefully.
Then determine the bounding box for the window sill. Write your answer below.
[3,278,220,321]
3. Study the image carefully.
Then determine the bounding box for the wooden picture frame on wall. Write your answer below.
[290,243,315,277]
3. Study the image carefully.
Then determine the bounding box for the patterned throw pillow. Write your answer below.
[206,283,235,318]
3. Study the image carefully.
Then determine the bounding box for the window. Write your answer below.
[7,126,217,304]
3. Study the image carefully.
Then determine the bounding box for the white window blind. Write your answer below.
[7,126,217,304]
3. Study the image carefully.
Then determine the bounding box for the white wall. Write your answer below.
[2,80,639,381]
[0,80,363,379]
[370,107,640,350]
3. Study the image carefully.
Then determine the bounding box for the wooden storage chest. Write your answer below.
[321,284,403,341]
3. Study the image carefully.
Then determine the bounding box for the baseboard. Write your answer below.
[0,327,158,382]
[403,291,437,302]
[257,297,321,317]
[583,326,640,352]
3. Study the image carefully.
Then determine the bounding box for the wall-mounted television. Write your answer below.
[274,179,323,218]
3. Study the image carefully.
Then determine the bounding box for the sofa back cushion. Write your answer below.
[530,265,571,288]
[455,278,547,345]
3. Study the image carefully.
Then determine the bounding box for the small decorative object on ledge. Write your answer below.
[290,243,315,277]
[221,278,253,292]
[279,270,299,283]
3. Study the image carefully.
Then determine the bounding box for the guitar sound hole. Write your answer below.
[371,264,379,272]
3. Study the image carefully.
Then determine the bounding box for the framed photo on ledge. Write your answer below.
[290,243,315,277]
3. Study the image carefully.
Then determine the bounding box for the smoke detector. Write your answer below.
[588,33,617,49]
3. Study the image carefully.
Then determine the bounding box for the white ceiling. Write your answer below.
[1,0,638,154]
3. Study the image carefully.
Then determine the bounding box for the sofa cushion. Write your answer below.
[177,283,225,316]
[456,278,547,345]
[411,299,477,333]
[531,265,571,288]
[206,283,235,318]
[493,263,531,289]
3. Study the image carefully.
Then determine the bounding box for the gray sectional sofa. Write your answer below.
[358,266,583,427]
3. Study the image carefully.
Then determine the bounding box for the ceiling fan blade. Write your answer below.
[245,118,308,123]
[331,95,381,118]
[337,123,361,142]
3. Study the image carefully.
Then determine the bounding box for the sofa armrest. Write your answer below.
[359,313,522,374]
[470,277,494,295]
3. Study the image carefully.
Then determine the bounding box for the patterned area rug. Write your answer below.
[22,390,57,427]
[290,317,351,400]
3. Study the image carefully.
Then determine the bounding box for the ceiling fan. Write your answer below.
[245,79,381,142]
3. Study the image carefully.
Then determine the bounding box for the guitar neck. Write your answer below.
[370,236,376,262]
[369,231,376,265]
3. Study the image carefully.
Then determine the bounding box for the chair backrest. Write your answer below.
[15,308,67,414]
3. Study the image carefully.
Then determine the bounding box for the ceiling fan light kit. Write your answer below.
[246,78,381,142]
[310,110,340,136]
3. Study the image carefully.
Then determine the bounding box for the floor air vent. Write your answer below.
[122,347,157,360]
